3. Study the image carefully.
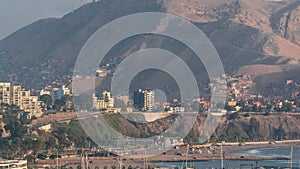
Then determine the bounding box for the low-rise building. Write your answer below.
[0,160,27,169]
[169,106,185,113]
[38,124,52,132]
[93,91,120,113]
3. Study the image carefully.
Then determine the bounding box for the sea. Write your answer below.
[153,146,300,169]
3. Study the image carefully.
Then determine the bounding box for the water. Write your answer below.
[153,146,300,169]
[231,147,295,158]
[154,160,291,169]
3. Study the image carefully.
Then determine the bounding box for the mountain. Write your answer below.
[0,0,299,94]
[0,0,164,89]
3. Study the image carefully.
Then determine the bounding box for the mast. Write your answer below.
[81,148,84,169]
[86,152,88,169]
[56,150,59,169]
[290,146,293,169]
[221,143,224,169]
[186,145,189,169]
[143,148,149,169]
[144,149,148,169]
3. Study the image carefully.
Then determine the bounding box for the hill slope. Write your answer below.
[0,0,299,92]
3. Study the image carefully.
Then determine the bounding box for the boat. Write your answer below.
[181,145,194,169]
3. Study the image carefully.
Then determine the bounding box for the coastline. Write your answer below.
[32,140,300,168]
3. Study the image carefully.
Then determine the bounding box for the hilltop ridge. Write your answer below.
[0,0,299,95]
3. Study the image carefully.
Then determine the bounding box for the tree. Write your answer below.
[282,102,292,112]
[40,94,53,110]
[45,136,57,150]
[20,111,31,125]
[228,112,239,120]
[248,118,260,141]
[273,126,286,141]
[37,153,47,160]
[53,99,64,112]
[3,114,27,138]
[25,155,34,163]
[62,95,74,111]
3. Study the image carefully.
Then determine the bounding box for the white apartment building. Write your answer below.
[93,91,114,109]
[0,83,43,118]
[0,83,11,105]
[0,160,27,169]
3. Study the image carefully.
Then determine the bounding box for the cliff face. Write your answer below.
[104,113,300,143]
[269,1,300,45]
[195,113,300,143]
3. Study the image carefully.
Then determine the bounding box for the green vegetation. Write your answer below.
[40,94,53,110]
[103,114,123,132]
[0,99,299,160]
[0,102,90,159]
[49,154,62,159]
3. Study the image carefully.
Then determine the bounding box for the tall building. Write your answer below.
[133,89,154,112]
[11,86,22,106]
[0,82,11,105]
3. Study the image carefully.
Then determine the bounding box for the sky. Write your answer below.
[0,0,91,40]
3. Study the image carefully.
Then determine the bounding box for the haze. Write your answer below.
[0,0,90,40]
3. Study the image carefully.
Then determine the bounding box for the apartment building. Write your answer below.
[93,91,115,109]
[11,86,22,106]
[133,89,155,112]
[20,90,43,118]
[0,83,43,118]
[0,83,11,105]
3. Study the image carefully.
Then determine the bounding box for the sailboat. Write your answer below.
[81,149,89,169]
[182,145,194,169]
[221,143,224,169]
[144,149,148,169]
[290,146,293,169]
